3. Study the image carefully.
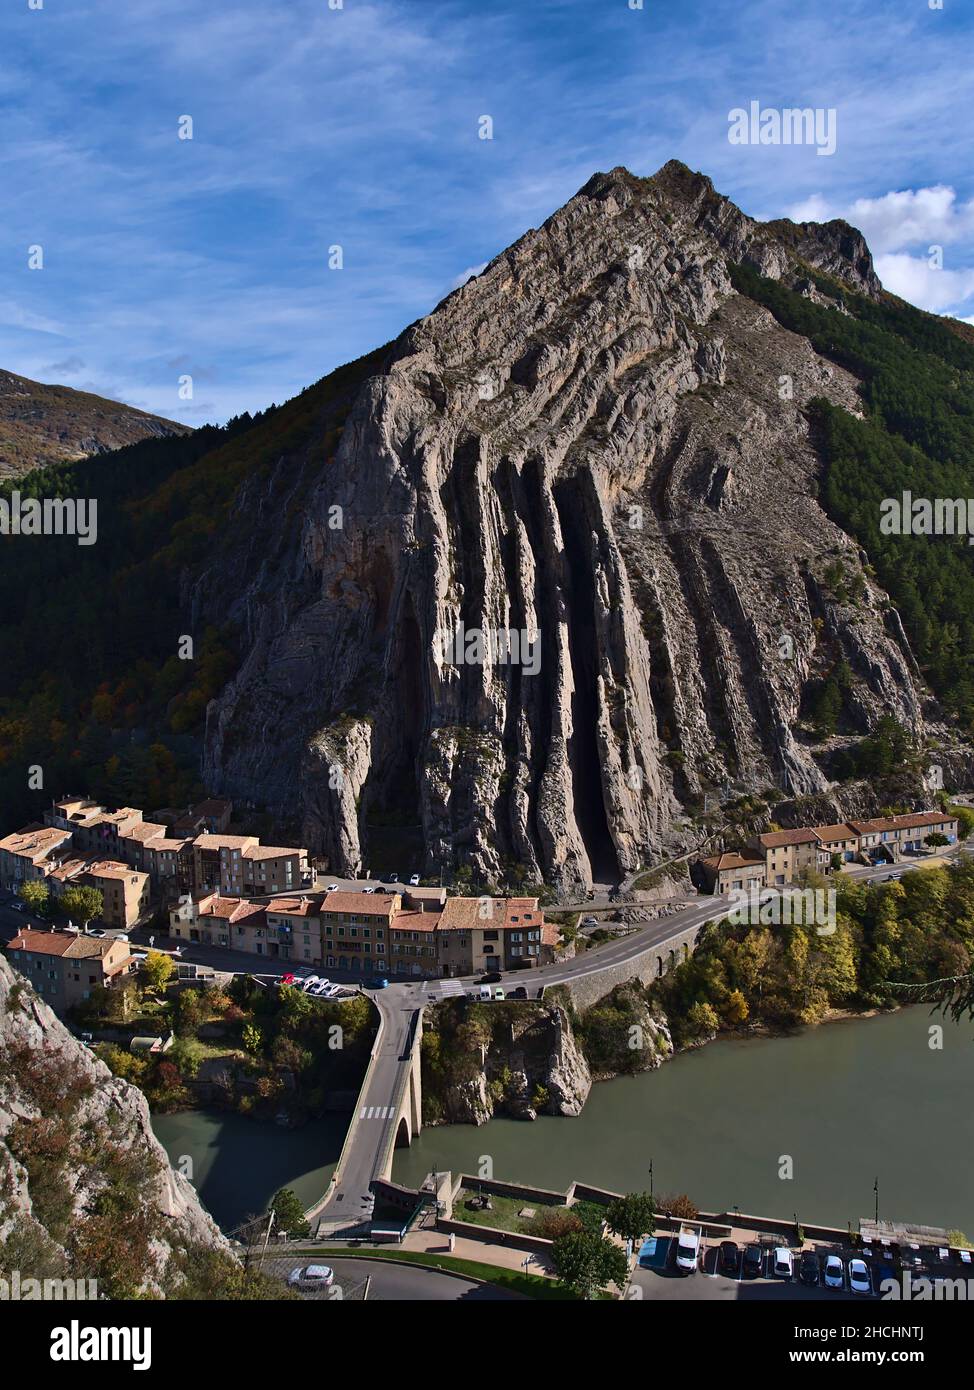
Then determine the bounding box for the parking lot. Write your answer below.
[626,1233,968,1302]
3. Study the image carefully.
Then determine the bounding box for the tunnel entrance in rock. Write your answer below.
[553,476,620,884]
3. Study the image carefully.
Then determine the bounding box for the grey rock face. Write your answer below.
[200,161,924,891]
[0,955,231,1293]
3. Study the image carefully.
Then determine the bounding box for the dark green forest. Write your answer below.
[731,261,974,730]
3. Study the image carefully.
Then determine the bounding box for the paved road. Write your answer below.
[330,1256,520,1300]
[267,1254,520,1301]
[311,984,424,1231]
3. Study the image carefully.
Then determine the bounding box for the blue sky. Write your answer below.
[1,0,972,425]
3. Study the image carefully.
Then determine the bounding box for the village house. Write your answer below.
[698,851,768,895]
[191,834,259,896]
[241,843,309,896]
[82,861,151,929]
[0,824,73,890]
[5,929,134,1013]
[434,895,555,977]
[750,828,822,886]
[168,893,267,951]
[704,809,964,892]
[138,834,194,893]
[319,891,398,971]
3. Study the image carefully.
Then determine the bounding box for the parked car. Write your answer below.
[511,986,528,999]
[362,886,377,894]
[799,1250,820,1286]
[367,976,389,989]
[86,928,106,938]
[301,976,320,992]
[743,1244,764,1278]
[823,1254,845,1289]
[580,915,598,927]
[409,873,421,886]
[325,884,339,892]
[872,1259,897,1292]
[287,1264,334,1290]
[719,1241,740,1277]
[675,1226,700,1274]
[848,1258,872,1295]
[478,971,502,984]
[493,987,506,1000]
[773,1248,794,1280]
[382,873,400,884]
[280,973,297,985]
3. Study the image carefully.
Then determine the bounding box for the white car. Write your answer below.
[823,1254,845,1289]
[362,886,377,894]
[310,979,332,996]
[675,1227,700,1274]
[773,1248,794,1279]
[409,873,421,885]
[300,976,321,992]
[325,883,339,892]
[287,1264,334,1290]
[848,1258,871,1295]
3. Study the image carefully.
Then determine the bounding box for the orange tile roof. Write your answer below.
[193,833,258,851]
[242,844,306,861]
[121,822,168,844]
[319,891,399,916]
[0,825,72,861]
[812,823,858,842]
[702,852,765,871]
[757,828,821,848]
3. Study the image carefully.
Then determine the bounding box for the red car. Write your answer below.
[280,973,297,985]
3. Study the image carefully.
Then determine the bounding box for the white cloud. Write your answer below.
[785,186,974,253]
[873,253,974,313]
[451,262,489,290]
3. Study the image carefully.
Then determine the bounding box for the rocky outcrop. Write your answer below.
[425,990,676,1125]
[0,954,232,1296]
[198,160,929,892]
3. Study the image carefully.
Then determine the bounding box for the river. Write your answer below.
[152,1006,974,1234]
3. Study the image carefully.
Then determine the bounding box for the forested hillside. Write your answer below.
[731,263,974,730]
[0,348,386,831]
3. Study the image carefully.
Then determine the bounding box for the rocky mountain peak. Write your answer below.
[198,162,919,892]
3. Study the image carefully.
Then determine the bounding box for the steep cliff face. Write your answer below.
[0,955,233,1297]
[199,160,926,890]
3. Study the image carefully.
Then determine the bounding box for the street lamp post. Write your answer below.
[648,1159,654,1205]
[874,1177,880,1225]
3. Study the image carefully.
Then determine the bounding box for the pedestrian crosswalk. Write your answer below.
[359,1105,395,1120]
[426,979,465,998]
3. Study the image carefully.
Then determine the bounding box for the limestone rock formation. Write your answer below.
[0,954,232,1296]
[199,160,927,891]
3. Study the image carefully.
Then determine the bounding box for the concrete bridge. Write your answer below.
[309,988,427,1234]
